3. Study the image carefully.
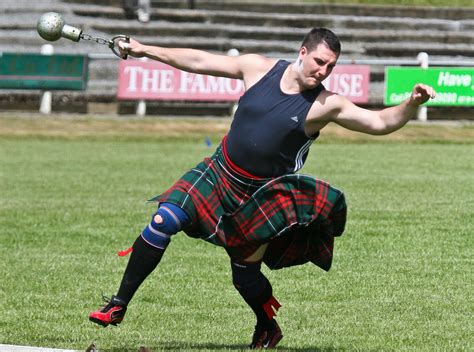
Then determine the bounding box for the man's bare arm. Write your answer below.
[309,84,436,135]
[118,38,275,85]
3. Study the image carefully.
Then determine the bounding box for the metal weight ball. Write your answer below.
[37,12,82,42]
[36,12,129,59]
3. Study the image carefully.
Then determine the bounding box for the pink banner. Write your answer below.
[323,65,370,103]
[117,59,244,101]
[117,60,370,103]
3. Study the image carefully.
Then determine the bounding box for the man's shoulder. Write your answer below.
[240,54,278,71]
[240,55,279,90]
[315,89,347,106]
[306,90,348,125]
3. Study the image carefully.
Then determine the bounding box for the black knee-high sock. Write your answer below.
[231,261,275,328]
[244,277,273,328]
[116,235,165,304]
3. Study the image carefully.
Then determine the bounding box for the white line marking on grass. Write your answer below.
[0,345,81,352]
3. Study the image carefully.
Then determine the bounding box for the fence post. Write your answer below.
[39,44,54,114]
[136,99,147,116]
[416,52,429,121]
[136,57,147,117]
[227,48,240,116]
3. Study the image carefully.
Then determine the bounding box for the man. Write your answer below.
[89,28,435,349]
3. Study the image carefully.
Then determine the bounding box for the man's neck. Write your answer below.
[280,63,305,94]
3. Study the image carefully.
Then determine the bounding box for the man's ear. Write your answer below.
[299,46,308,60]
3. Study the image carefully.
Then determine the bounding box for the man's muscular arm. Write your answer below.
[308,84,436,135]
[118,38,275,87]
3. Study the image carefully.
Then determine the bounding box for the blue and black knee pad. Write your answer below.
[141,203,190,250]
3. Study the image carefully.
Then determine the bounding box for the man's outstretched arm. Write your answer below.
[312,83,436,135]
[118,38,274,83]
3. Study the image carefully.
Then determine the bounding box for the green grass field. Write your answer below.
[0,116,473,351]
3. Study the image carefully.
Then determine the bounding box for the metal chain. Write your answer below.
[80,33,111,46]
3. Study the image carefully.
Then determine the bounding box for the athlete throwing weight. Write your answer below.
[89,28,435,349]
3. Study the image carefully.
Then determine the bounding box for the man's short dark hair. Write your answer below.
[301,28,341,55]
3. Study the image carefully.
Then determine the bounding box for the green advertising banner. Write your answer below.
[385,67,473,106]
[0,53,88,90]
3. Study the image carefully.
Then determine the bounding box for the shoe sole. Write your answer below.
[89,316,109,327]
[89,316,122,327]
[267,333,283,349]
[250,333,283,349]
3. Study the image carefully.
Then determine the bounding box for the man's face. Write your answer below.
[298,42,338,89]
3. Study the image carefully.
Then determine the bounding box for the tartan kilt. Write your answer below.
[149,144,347,271]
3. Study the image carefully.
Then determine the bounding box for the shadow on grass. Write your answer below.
[99,341,347,351]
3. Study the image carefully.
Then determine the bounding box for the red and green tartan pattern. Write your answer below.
[150,145,347,271]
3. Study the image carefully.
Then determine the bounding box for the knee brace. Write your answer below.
[141,203,189,250]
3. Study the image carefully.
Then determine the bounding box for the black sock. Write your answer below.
[244,278,274,328]
[116,235,165,304]
[231,261,274,327]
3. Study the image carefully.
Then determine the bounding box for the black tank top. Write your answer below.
[225,60,324,177]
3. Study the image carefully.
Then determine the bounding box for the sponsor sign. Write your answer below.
[323,65,370,103]
[117,59,244,101]
[385,67,474,106]
[118,60,371,103]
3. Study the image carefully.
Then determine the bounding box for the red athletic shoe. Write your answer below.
[89,295,127,327]
[249,319,283,349]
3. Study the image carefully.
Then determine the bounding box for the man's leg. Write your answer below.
[230,244,283,349]
[89,203,189,327]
